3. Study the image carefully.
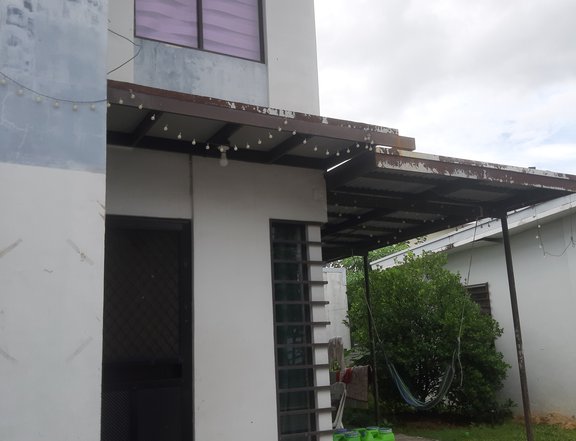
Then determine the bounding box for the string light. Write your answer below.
[0,70,387,166]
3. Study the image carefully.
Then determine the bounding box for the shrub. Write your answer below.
[346,252,513,422]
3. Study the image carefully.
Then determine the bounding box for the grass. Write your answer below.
[397,421,576,441]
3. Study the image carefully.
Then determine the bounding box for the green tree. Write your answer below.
[345,252,512,422]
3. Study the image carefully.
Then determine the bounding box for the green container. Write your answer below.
[377,427,394,441]
[366,426,379,441]
[344,430,361,441]
[353,428,367,440]
[333,428,348,441]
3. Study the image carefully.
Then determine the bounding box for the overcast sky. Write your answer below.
[314,0,576,174]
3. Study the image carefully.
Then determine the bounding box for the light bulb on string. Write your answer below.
[219,146,229,167]
[257,138,262,145]
[118,98,123,104]
[163,125,168,131]
[268,132,273,139]
[150,114,156,121]
[302,138,307,144]
[90,104,96,111]
[138,104,143,110]
[53,101,60,108]
[246,143,250,149]
[17,89,24,96]
[177,132,182,140]
[206,143,210,150]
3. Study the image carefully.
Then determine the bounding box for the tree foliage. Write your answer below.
[345,251,512,422]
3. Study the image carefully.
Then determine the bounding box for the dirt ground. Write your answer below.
[521,412,576,430]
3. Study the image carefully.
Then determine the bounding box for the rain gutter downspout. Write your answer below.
[500,215,534,441]
[363,253,381,423]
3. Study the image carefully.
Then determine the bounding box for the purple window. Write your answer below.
[202,0,261,61]
[135,0,262,61]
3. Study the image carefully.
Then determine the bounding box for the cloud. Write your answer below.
[314,0,576,173]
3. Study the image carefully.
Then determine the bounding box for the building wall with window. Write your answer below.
[106,146,330,441]
[372,195,576,416]
[107,0,320,114]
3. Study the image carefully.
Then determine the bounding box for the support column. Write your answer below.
[363,253,380,423]
[500,215,534,441]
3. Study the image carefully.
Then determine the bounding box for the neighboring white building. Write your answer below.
[372,194,576,417]
[323,268,351,350]
[1,2,575,441]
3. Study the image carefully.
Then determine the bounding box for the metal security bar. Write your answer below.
[271,222,331,441]
[101,216,192,441]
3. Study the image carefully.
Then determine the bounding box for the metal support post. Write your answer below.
[363,253,380,423]
[501,215,534,441]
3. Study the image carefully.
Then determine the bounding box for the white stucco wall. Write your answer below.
[0,163,106,441]
[106,147,330,440]
[193,157,327,441]
[444,216,576,416]
[323,267,351,349]
[264,0,320,114]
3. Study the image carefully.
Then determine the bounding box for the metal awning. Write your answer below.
[107,80,576,261]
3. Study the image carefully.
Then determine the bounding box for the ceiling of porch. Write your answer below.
[107,80,576,262]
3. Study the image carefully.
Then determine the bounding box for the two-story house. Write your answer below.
[1,2,575,441]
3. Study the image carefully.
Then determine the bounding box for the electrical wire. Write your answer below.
[0,28,142,103]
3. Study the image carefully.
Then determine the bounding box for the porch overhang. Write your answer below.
[107,80,576,262]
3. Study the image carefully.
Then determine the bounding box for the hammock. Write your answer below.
[384,350,456,410]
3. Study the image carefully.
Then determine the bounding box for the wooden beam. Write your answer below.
[130,111,163,146]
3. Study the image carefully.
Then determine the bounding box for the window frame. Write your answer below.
[270,221,333,441]
[134,0,265,63]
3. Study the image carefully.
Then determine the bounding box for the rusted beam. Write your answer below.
[130,111,163,146]
[108,80,415,150]
[266,134,309,163]
[324,152,376,190]
[206,123,242,145]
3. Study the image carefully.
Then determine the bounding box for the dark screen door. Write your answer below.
[101,216,192,441]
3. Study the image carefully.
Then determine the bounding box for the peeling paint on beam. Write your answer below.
[375,148,576,192]
[108,80,415,151]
